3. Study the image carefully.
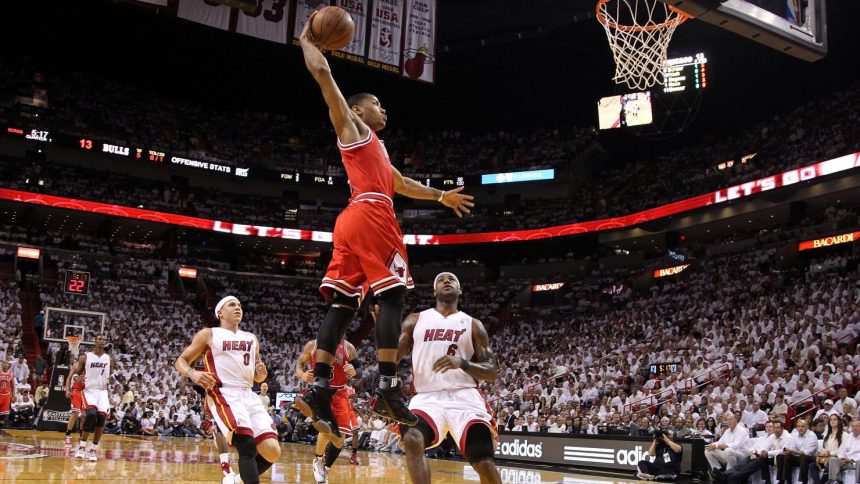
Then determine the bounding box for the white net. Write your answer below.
[597,0,689,90]
[66,336,82,360]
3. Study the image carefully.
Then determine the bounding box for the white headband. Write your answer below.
[433,272,461,290]
[215,296,240,319]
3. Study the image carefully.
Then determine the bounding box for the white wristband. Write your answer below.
[438,190,446,202]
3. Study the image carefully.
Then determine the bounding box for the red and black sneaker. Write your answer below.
[294,382,343,444]
[349,450,361,465]
[370,376,419,426]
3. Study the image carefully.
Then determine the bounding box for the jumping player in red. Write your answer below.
[0,361,14,429]
[295,339,362,483]
[399,272,502,484]
[297,11,475,442]
[63,374,84,445]
[175,296,279,484]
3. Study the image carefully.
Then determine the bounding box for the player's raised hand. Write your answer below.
[344,363,357,378]
[300,12,319,45]
[190,370,217,391]
[440,186,475,218]
[432,355,463,373]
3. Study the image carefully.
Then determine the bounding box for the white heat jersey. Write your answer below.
[83,352,111,391]
[412,308,477,393]
[205,327,257,389]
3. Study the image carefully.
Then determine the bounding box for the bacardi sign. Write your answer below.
[532,283,564,292]
[798,231,860,251]
[653,264,690,278]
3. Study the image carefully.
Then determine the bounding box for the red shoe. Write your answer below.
[349,452,360,465]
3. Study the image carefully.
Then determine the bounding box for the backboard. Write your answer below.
[658,0,827,61]
[44,307,106,346]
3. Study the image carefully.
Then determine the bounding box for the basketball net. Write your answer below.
[66,335,82,360]
[596,0,690,90]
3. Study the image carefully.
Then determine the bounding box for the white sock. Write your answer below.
[88,442,98,451]
[79,441,87,449]
[219,452,230,464]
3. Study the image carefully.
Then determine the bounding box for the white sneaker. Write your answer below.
[75,447,86,459]
[312,456,328,484]
[64,435,71,445]
[221,472,240,484]
[87,449,98,462]
[636,472,655,481]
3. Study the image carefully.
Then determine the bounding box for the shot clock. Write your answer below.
[64,270,91,295]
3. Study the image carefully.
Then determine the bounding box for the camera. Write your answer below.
[653,429,670,440]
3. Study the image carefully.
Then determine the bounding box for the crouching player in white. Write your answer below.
[66,334,114,462]
[175,296,280,484]
[398,272,502,484]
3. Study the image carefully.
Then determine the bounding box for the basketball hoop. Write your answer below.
[596,0,691,90]
[66,335,81,360]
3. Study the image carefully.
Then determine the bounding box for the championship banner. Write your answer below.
[331,0,369,62]
[235,0,291,43]
[368,0,405,73]
[401,0,436,83]
[292,0,332,45]
[177,0,233,30]
[35,362,73,432]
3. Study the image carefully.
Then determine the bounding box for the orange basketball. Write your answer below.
[311,6,355,51]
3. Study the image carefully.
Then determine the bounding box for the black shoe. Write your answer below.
[294,381,343,444]
[712,468,727,484]
[370,376,419,426]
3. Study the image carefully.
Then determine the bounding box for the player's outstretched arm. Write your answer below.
[65,354,86,397]
[294,340,315,383]
[391,166,475,218]
[253,335,267,383]
[299,13,364,145]
[397,313,420,361]
[344,341,362,380]
[175,328,217,390]
[432,318,497,382]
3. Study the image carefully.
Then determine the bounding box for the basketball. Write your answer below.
[310,7,354,51]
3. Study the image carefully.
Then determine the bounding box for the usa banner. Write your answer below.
[235,0,291,44]
[292,0,333,46]
[368,0,405,74]
[401,0,436,83]
[177,0,233,30]
[331,0,370,63]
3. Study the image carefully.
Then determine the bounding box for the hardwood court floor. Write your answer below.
[0,430,639,483]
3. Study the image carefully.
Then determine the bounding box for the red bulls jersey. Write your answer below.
[337,129,395,202]
[0,371,12,395]
[311,340,349,388]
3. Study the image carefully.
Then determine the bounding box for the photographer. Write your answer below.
[637,428,683,481]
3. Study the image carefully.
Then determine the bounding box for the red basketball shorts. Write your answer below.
[321,199,414,301]
[0,394,10,415]
[332,388,358,434]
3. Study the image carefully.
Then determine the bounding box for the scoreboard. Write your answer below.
[662,53,708,93]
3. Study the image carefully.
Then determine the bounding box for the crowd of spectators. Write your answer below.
[1,59,858,235]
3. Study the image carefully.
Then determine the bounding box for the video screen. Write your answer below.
[275,392,300,410]
[597,91,653,129]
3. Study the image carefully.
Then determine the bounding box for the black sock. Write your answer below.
[325,442,342,468]
[255,454,273,475]
[238,454,260,484]
[313,362,333,381]
[66,430,71,436]
[379,362,397,378]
